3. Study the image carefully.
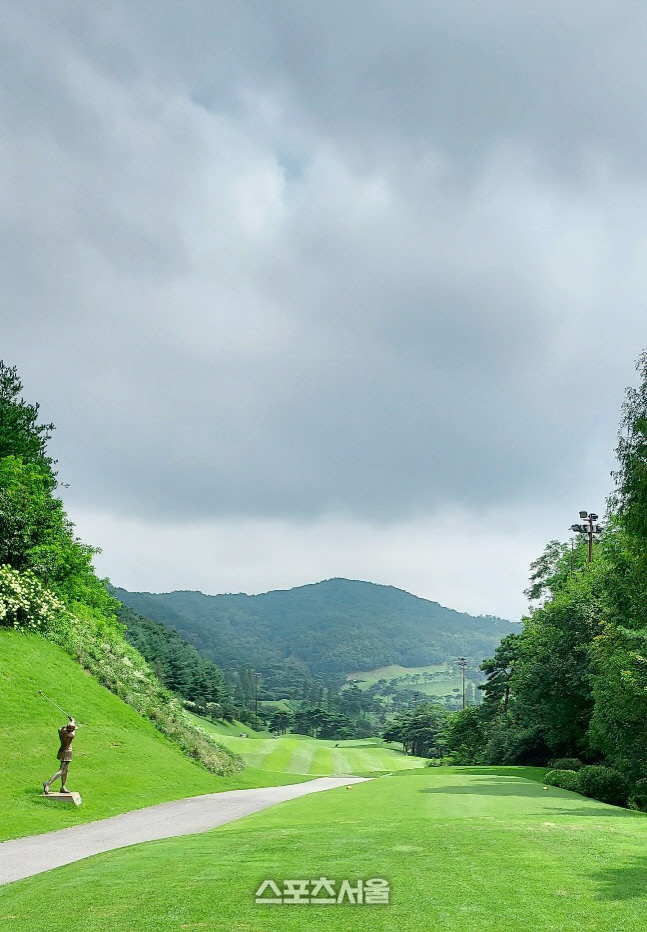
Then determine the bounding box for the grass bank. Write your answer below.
[0,632,308,840]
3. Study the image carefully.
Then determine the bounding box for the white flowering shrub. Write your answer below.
[0,564,64,631]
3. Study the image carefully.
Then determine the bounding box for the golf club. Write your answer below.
[38,690,75,722]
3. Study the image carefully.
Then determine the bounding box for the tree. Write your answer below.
[479,634,521,713]
[0,361,56,483]
[269,711,293,734]
[0,456,62,572]
[383,704,449,758]
[586,351,647,777]
[444,707,487,764]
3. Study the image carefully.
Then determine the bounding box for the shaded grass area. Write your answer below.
[0,632,309,841]
[4,768,647,931]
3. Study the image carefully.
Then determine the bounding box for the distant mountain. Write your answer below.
[115,578,518,676]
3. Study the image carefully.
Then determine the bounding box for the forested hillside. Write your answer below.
[117,601,235,720]
[116,579,518,673]
[116,578,516,675]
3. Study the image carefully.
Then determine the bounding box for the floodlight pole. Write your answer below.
[570,511,602,566]
[457,657,467,710]
[253,672,260,729]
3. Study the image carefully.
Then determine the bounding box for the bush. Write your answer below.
[425,756,455,767]
[544,769,580,792]
[628,777,647,811]
[577,765,629,807]
[550,757,583,771]
[0,564,64,631]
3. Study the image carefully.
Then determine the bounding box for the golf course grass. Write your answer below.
[5,767,647,931]
[1,631,423,843]
[0,632,310,841]
[193,714,426,775]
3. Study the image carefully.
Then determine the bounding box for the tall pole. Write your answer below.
[570,512,602,567]
[253,672,260,730]
[457,657,467,710]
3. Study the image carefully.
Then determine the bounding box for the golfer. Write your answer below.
[43,719,77,794]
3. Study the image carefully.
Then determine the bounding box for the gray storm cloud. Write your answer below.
[0,1,643,525]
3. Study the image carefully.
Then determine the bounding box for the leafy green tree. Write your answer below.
[479,634,521,713]
[444,706,487,764]
[524,539,587,602]
[269,711,293,734]
[383,704,449,757]
[0,456,62,572]
[586,351,647,778]
[0,362,56,481]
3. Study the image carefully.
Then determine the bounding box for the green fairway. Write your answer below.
[347,661,450,684]
[5,767,647,931]
[0,632,308,841]
[193,715,426,774]
[347,661,467,697]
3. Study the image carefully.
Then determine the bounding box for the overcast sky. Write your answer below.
[2,1,646,620]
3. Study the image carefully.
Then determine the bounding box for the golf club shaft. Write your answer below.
[38,690,73,720]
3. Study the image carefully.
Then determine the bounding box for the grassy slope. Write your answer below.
[0,632,308,841]
[194,714,426,774]
[6,767,647,931]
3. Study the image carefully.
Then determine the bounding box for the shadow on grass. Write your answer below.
[454,767,548,783]
[420,779,545,797]
[547,805,645,819]
[591,858,647,900]
[390,766,549,782]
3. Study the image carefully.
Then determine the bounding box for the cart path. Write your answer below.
[0,776,369,886]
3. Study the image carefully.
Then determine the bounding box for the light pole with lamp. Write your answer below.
[252,672,261,730]
[457,657,467,710]
[570,511,603,564]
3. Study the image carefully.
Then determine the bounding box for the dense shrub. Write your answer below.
[628,777,647,811]
[549,757,583,771]
[544,769,580,791]
[577,765,629,806]
[426,756,455,767]
[0,565,64,631]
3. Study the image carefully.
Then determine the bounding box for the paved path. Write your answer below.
[0,776,368,886]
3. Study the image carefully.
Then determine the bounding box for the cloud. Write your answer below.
[1,1,645,613]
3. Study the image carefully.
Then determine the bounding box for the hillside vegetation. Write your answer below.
[117,577,516,675]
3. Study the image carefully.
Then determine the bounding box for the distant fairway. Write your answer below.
[191,716,426,774]
[346,661,465,697]
[347,661,450,683]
